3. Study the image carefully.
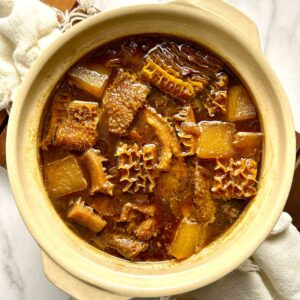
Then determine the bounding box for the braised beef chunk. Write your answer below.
[102,70,151,135]
[134,218,158,241]
[99,234,149,260]
[155,159,193,218]
[119,203,157,222]
[91,197,123,218]
[40,35,262,262]
[54,101,100,151]
[67,198,107,233]
[193,164,216,225]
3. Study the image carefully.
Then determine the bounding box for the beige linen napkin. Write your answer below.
[0,0,60,112]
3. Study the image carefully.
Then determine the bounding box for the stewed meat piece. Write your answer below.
[102,70,151,135]
[99,233,149,260]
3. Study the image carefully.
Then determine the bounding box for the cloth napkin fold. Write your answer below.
[1,0,300,299]
[0,0,60,112]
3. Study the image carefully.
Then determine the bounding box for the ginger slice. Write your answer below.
[211,158,258,200]
[41,91,71,150]
[102,70,151,135]
[203,72,229,117]
[82,149,114,196]
[68,198,107,233]
[173,105,199,156]
[143,106,181,171]
[54,100,100,151]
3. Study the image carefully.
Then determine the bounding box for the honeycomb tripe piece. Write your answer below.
[115,142,158,193]
[142,42,223,100]
[226,85,256,121]
[143,106,181,170]
[67,198,107,232]
[54,100,100,151]
[115,143,140,193]
[82,149,114,196]
[43,155,87,199]
[102,70,151,135]
[212,158,258,200]
[142,56,195,100]
[173,105,199,156]
[68,63,111,98]
[41,91,71,150]
[203,72,229,117]
[197,121,236,159]
[194,164,216,225]
[139,144,158,192]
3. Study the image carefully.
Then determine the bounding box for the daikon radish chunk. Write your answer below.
[68,63,110,98]
[226,85,256,121]
[168,218,205,260]
[43,155,87,198]
[197,121,236,159]
[234,132,263,160]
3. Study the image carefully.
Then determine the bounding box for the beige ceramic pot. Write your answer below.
[6,0,296,299]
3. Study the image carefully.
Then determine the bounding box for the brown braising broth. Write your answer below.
[40,35,262,261]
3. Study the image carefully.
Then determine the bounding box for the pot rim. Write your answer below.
[6,2,295,297]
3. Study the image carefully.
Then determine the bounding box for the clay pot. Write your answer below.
[6,1,295,299]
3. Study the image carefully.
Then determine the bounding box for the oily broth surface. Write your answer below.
[40,35,261,261]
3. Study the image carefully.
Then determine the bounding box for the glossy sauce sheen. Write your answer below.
[40,35,262,261]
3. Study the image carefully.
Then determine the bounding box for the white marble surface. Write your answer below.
[0,1,300,299]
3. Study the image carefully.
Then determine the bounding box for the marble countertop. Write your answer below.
[0,1,299,299]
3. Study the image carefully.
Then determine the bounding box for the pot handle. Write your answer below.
[41,251,131,300]
[169,0,261,50]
